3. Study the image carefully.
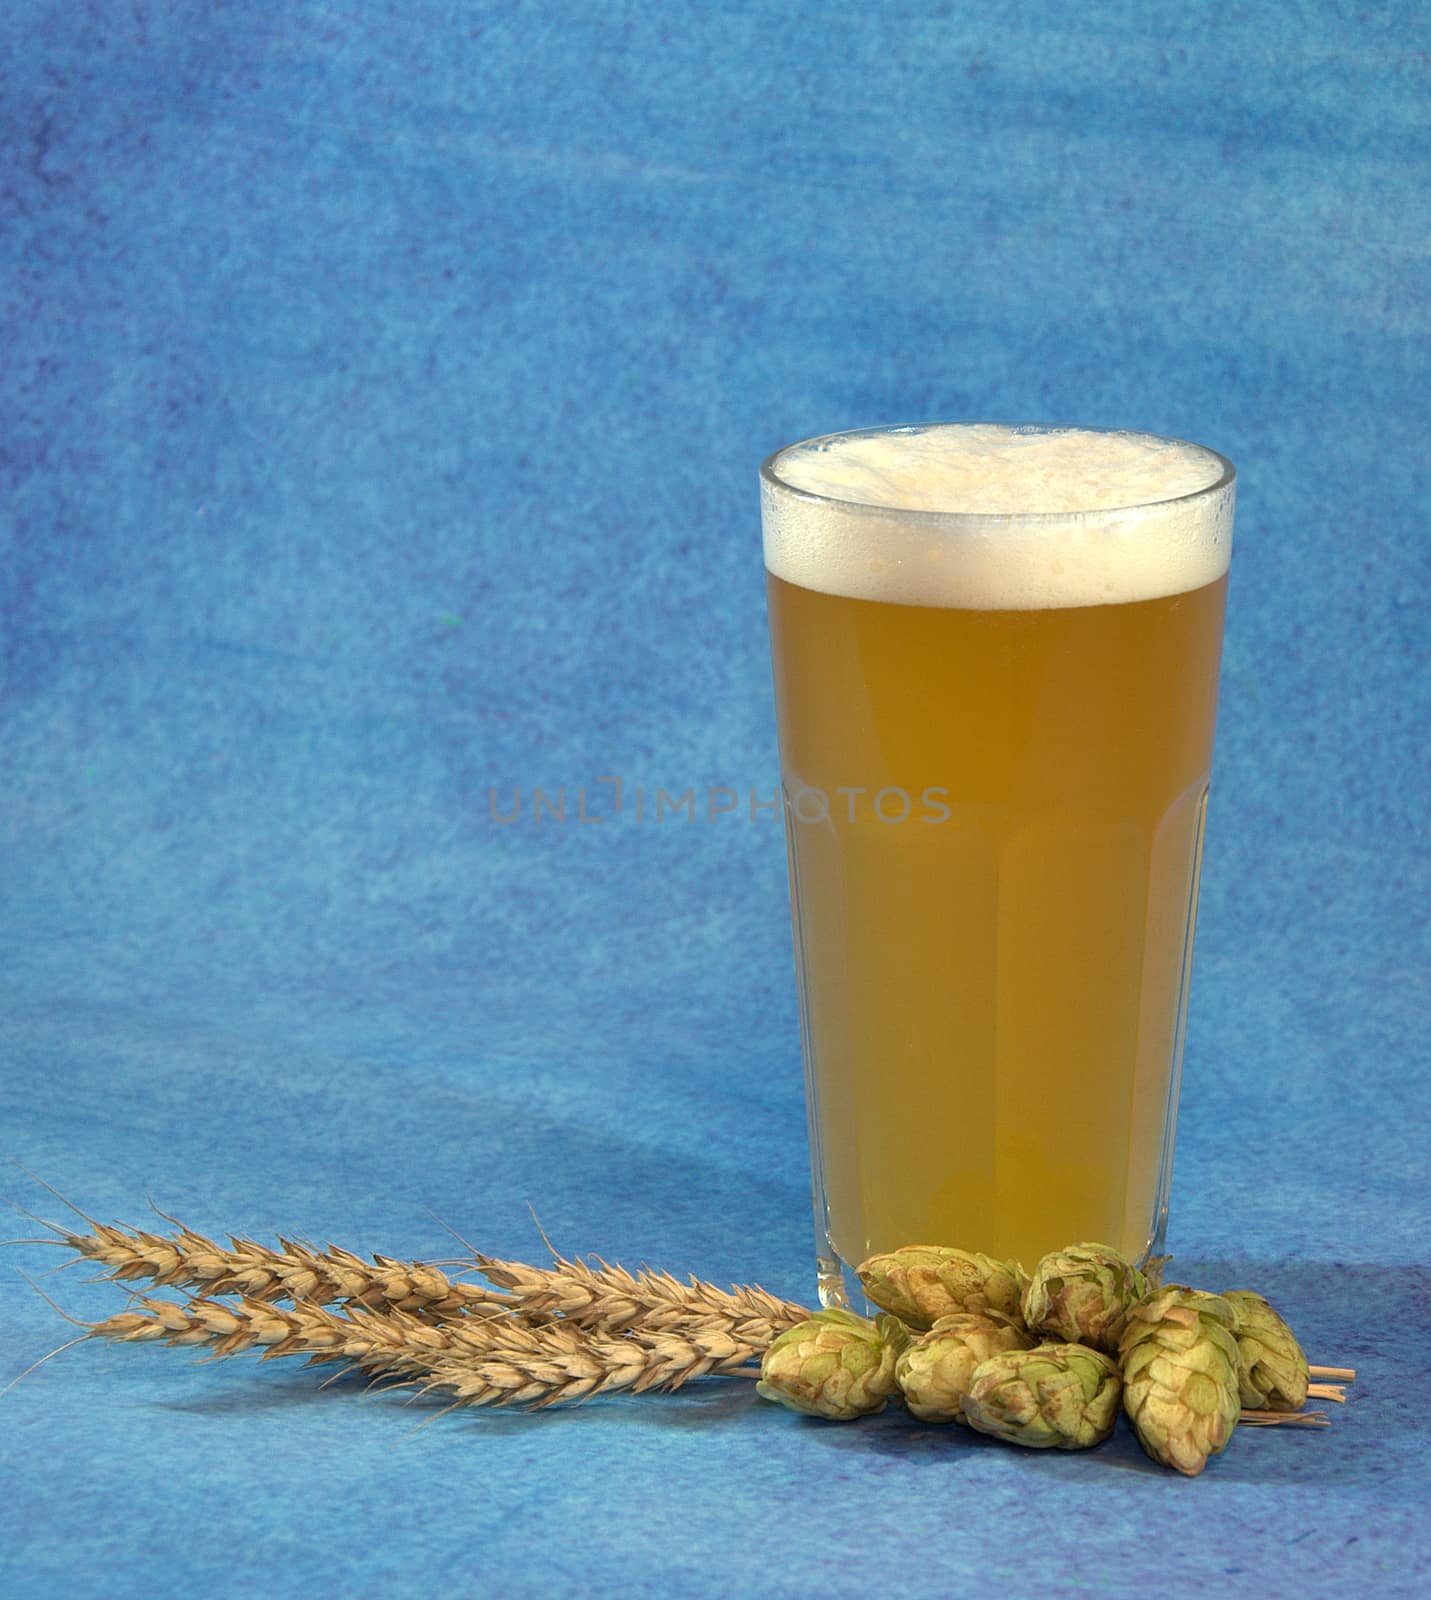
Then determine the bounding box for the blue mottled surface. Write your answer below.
[2,3,1427,1595]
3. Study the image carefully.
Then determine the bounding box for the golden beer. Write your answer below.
[761,423,1234,1298]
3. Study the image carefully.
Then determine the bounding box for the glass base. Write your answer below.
[813,1200,1170,1316]
[815,1252,863,1313]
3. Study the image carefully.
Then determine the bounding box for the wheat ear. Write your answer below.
[472,1252,811,1342]
[86,1294,760,1405]
[39,1205,809,1342]
[407,1310,762,1407]
[91,1294,414,1364]
[46,1215,511,1318]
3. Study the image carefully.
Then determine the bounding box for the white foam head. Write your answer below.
[761,423,1234,610]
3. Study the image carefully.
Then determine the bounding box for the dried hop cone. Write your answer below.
[857,1246,1029,1332]
[895,1311,1034,1424]
[1224,1290,1310,1412]
[1022,1242,1148,1354]
[756,1310,910,1420]
[960,1344,1121,1450]
[1119,1285,1242,1477]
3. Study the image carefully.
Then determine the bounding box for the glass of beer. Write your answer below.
[761,423,1235,1308]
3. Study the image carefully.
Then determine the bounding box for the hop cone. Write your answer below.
[960,1344,1121,1449]
[1023,1242,1148,1354]
[1119,1285,1242,1476]
[1224,1290,1310,1411]
[895,1311,1034,1424]
[757,1310,909,1420]
[857,1246,1029,1331]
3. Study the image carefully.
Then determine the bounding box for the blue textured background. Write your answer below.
[2,3,1427,1595]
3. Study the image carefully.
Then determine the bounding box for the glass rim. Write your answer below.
[759,420,1236,526]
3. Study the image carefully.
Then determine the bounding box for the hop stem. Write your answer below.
[1306,1383,1346,1403]
[1239,1409,1330,1427]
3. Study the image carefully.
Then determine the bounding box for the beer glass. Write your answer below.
[761,423,1235,1308]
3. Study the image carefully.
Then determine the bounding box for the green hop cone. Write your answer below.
[959,1344,1121,1450]
[1022,1242,1148,1354]
[857,1246,1029,1332]
[895,1311,1034,1424]
[1224,1290,1310,1412]
[756,1310,909,1420]
[1119,1285,1242,1476]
